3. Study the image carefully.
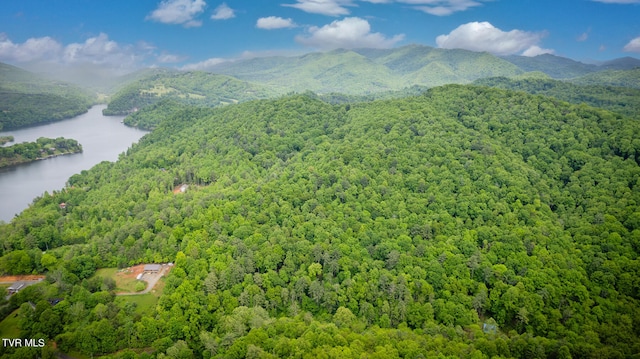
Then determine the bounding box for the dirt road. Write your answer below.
[116,265,170,296]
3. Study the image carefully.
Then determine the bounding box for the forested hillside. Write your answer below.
[474,76,640,119]
[1,85,639,358]
[501,54,598,79]
[102,71,277,116]
[570,68,640,89]
[0,63,95,129]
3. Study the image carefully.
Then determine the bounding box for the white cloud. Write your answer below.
[360,0,484,15]
[296,17,404,50]
[211,3,235,20]
[623,36,640,52]
[63,33,121,64]
[0,32,166,76]
[409,0,483,15]
[282,0,355,16]
[0,33,62,63]
[157,53,187,63]
[521,45,554,57]
[256,16,297,30]
[181,57,228,71]
[436,22,552,56]
[147,0,206,27]
[577,27,591,42]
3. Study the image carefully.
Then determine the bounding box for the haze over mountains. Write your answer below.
[2,44,639,131]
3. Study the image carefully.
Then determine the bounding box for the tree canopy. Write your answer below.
[1,85,639,358]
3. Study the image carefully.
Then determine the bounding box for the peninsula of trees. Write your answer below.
[0,137,82,168]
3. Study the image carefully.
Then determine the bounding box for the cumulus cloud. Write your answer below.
[436,22,553,56]
[256,16,297,30]
[0,33,140,67]
[147,0,206,27]
[360,0,484,15]
[0,33,62,63]
[623,36,640,52]
[211,3,235,20]
[577,27,591,42]
[157,53,188,63]
[296,17,404,50]
[0,32,173,75]
[410,0,483,15]
[521,45,554,57]
[181,57,228,71]
[282,0,355,16]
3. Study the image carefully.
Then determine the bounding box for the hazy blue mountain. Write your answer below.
[502,53,599,78]
[599,56,640,70]
[209,45,523,93]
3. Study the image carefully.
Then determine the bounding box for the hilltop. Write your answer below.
[102,70,278,116]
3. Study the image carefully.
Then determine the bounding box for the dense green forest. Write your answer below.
[102,71,276,116]
[0,63,95,129]
[474,76,640,119]
[0,137,82,168]
[1,85,639,358]
[570,68,640,89]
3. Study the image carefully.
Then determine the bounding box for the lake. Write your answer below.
[0,105,148,222]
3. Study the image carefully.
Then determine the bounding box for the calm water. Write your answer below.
[0,105,148,222]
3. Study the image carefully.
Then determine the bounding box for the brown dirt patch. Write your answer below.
[0,275,45,283]
[118,265,146,280]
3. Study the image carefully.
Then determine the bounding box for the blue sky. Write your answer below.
[1,0,639,75]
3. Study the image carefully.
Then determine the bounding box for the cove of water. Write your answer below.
[0,105,148,222]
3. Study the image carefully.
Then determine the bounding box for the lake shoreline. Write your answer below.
[0,148,83,169]
[0,105,147,222]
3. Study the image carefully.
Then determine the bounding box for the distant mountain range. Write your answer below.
[99,44,639,115]
[2,44,638,124]
[210,45,524,93]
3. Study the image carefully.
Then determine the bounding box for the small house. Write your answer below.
[482,323,497,335]
[7,281,27,295]
[143,264,162,274]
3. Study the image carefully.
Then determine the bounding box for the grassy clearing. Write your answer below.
[140,84,175,96]
[116,277,166,314]
[0,309,21,338]
[92,268,147,293]
[117,294,158,315]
